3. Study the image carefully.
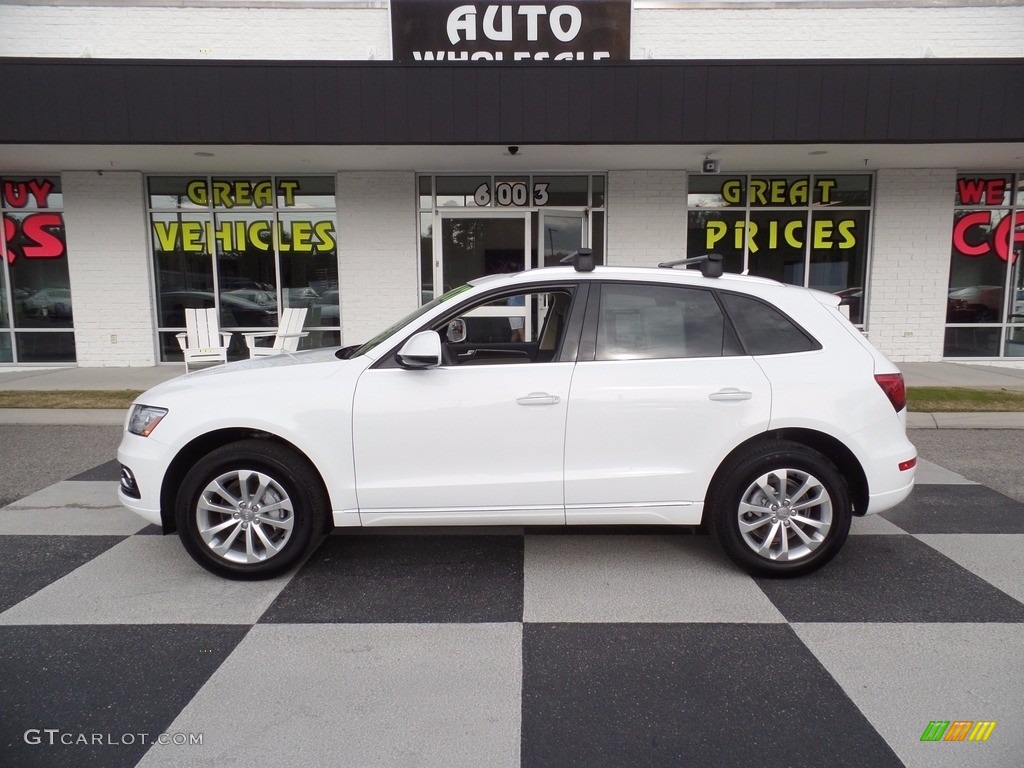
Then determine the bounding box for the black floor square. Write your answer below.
[756,535,1024,623]
[259,534,524,623]
[0,535,125,612]
[521,623,902,768]
[68,460,121,483]
[881,484,1024,533]
[0,624,249,768]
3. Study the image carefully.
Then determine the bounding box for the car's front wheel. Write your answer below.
[709,441,852,577]
[175,439,327,579]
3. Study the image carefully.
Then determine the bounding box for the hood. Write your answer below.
[137,347,348,403]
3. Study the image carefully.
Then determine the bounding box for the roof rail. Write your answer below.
[560,248,596,273]
[658,253,723,278]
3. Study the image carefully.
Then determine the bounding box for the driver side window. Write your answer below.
[437,288,574,365]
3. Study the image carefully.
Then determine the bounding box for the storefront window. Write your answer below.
[149,176,338,362]
[686,174,873,324]
[945,172,1024,358]
[0,175,75,363]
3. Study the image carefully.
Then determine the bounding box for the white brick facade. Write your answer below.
[336,171,419,346]
[1,3,1021,60]
[0,5,392,60]
[867,169,954,362]
[62,172,157,366]
[631,6,1024,60]
[606,171,688,267]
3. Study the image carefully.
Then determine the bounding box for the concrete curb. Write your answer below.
[0,409,127,426]
[906,411,1024,429]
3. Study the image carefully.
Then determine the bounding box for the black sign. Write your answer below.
[391,0,631,63]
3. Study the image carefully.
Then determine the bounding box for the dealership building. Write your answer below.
[0,0,1023,368]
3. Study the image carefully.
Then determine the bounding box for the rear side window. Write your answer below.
[596,283,737,360]
[719,292,820,355]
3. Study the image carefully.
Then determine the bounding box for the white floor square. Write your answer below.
[0,536,294,625]
[0,480,147,535]
[137,623,523,768]
[793,623,1024,768]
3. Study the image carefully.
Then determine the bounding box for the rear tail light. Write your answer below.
[875,372,907,412]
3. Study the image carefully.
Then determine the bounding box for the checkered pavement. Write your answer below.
[0,457,1021,768]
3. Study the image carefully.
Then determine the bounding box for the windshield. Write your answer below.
[348,284,473,358]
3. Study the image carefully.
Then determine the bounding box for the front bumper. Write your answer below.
[117,431,171,527]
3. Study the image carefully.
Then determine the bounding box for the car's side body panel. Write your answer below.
[563,356,772,524]
[351,361,573,524]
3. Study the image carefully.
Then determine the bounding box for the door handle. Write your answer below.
[708,388,753,402]
[517,392,561,406]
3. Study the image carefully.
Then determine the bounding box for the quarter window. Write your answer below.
[719,292,819,355]
[595,284,734,361]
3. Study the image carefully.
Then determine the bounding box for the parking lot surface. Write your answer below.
[0,427,1021,768]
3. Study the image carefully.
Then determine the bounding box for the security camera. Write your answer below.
[702,158,720,174]
[507,146,519,156]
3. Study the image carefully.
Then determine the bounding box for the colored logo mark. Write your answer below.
[921,721,997,742]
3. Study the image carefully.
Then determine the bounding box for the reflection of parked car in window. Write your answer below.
[946,285,1002,323]
[23,288,73,319]
[160,290,276,328]
[224,288,277,308]
[121,259,916,582]
[1011,289,1024,322]
[312,289,339,325]
[285,287,320,308]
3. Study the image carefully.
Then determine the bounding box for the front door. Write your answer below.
[435,211,530,294]
[352,283,581,527]
[538,209,587,267]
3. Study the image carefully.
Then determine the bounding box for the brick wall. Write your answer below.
[0,5,391,59]
[866,169,953,362]
[336,171,419,346]
[631,6,1024,60]
[62,171,157,366]
[606,171,688,268]
[1,3,1020,60]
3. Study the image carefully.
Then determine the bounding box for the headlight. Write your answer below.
[128,405,168,437]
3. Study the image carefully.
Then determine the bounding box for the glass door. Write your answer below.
[436,211,531,342]
[538,209,588,268]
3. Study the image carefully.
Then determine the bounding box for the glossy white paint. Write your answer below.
[117,265,917,546]
[564,356,771,522]
[352,362,574,517]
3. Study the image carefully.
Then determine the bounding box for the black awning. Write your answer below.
[2,57,1021,146]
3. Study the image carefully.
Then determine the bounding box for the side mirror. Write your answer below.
[446,318,467,344]
[397,331,442,369]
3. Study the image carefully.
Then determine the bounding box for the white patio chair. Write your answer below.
[242,306,309,359]
[176,307,232,373]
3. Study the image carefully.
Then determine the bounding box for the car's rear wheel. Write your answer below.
[709,440,852,577]
[175,439,326,580]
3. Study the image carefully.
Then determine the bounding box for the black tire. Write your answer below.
[175,439,327,580]
[708,440,852,578]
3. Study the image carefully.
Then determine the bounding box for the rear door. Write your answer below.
[563,281,772,524]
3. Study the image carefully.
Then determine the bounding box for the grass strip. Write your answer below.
[907,387,1024,413]
[0,390,143,409]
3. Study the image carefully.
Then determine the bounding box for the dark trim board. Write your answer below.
[2,57,1023,146]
